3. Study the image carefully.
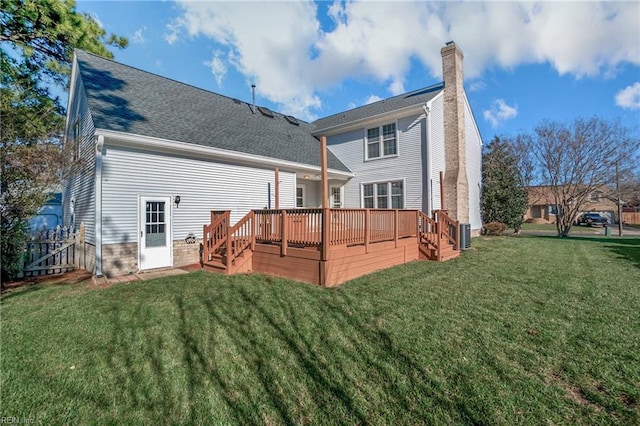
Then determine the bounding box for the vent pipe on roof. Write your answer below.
[251,84,256,114]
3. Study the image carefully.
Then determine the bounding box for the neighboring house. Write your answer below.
[29,192,63,230]
[64,42,482,277]
[524,185,618,224]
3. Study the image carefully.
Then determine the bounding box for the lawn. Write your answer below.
[519,222,607,234]
[1,236,639,424]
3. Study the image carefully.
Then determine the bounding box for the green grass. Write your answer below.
[520,223,605,234]
[2,236,639,424]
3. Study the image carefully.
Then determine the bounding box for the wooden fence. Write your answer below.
[622,212,640,225]
[21,223,86,278]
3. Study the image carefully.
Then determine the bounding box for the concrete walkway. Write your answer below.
[94,264,201,285]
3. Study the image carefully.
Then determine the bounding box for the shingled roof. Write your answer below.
[75,50,350,173]
[312,83,444,133]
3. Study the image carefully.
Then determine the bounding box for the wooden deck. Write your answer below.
[202,208,460,287]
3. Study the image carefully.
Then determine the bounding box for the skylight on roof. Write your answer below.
[284,115,299,126]
[257,106,274,118]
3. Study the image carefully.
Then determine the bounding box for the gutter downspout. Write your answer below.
[423,103,433,215]
[95,135,104,277]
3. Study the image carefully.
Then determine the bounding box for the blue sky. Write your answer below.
[75,1,640,141]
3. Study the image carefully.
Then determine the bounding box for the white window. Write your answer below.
[296,185,305,208]
[366,122,397,160]
[361,181,404,209]
[330,186,342,208]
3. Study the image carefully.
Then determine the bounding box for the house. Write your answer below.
[29,192,63,230]
[63,42,482,283]
[524,185,618,224]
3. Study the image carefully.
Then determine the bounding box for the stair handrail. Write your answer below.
[433,209,459,249]
[417,211,438,250]
[203,211,230,262]
[227,211,255,265]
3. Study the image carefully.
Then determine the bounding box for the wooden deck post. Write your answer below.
[320,135,330,261]
[439,170,445,212]
[364,209,370,254]
[225,224,232,274]
[275,167,280,210]
[281,209,288,256]
[250,211,256,251]
[436,218,443,261]
[321,209,330,261]
[320,136,329,209]
[394,209,399,248]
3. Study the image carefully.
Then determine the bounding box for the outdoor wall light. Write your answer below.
[175,195,181,208]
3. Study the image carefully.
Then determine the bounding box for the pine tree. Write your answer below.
[1,0,127,281]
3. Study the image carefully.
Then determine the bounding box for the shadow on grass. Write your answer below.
[525,235,640,269]
[97,278,472,424]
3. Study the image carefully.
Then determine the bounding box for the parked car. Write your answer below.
[577,213,608,227]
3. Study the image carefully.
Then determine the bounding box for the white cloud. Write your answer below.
[204,51,228,86]
[483,99,518,128]
[132,26,146,44]
[468,80,486,92]
[165,21,181,45]
[364,94,383,105]
[167,1,640,119]
[615,82,640,110]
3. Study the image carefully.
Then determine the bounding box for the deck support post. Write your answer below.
[394,209,399,248]
[320,135,329,262]
[250,211,256,251]
[281,209,288,257]
[439,170,445,212]
[364,209,370,254]
[321,209,329,261]
[275,168,280,210]
[436,216,442,262]
[225,224,232,274]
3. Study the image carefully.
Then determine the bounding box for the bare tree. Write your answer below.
[531,117,639,237]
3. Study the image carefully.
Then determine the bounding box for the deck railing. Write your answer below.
[433,209,459,249]
[202,211,230,262]
[203,208,456,269]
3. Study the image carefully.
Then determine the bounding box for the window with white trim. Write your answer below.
[366,122,397,160]
[296,186,305,207]
[362,181,404,209]
[330,186,342,208]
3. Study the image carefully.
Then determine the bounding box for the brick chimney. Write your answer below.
[441,41,469,223]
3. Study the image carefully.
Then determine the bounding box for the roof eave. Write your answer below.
[312,101,438,137]
[95,128,354,180]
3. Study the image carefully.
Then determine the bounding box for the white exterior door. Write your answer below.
[139,196,172,270]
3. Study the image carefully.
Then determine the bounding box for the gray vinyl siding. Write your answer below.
[63,72,96,244]
[326,114,425,210]
[464,96,483,230]
[101,144,296,245]
[429,95,446,211]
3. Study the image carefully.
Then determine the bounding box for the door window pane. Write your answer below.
[145,201,167,247]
